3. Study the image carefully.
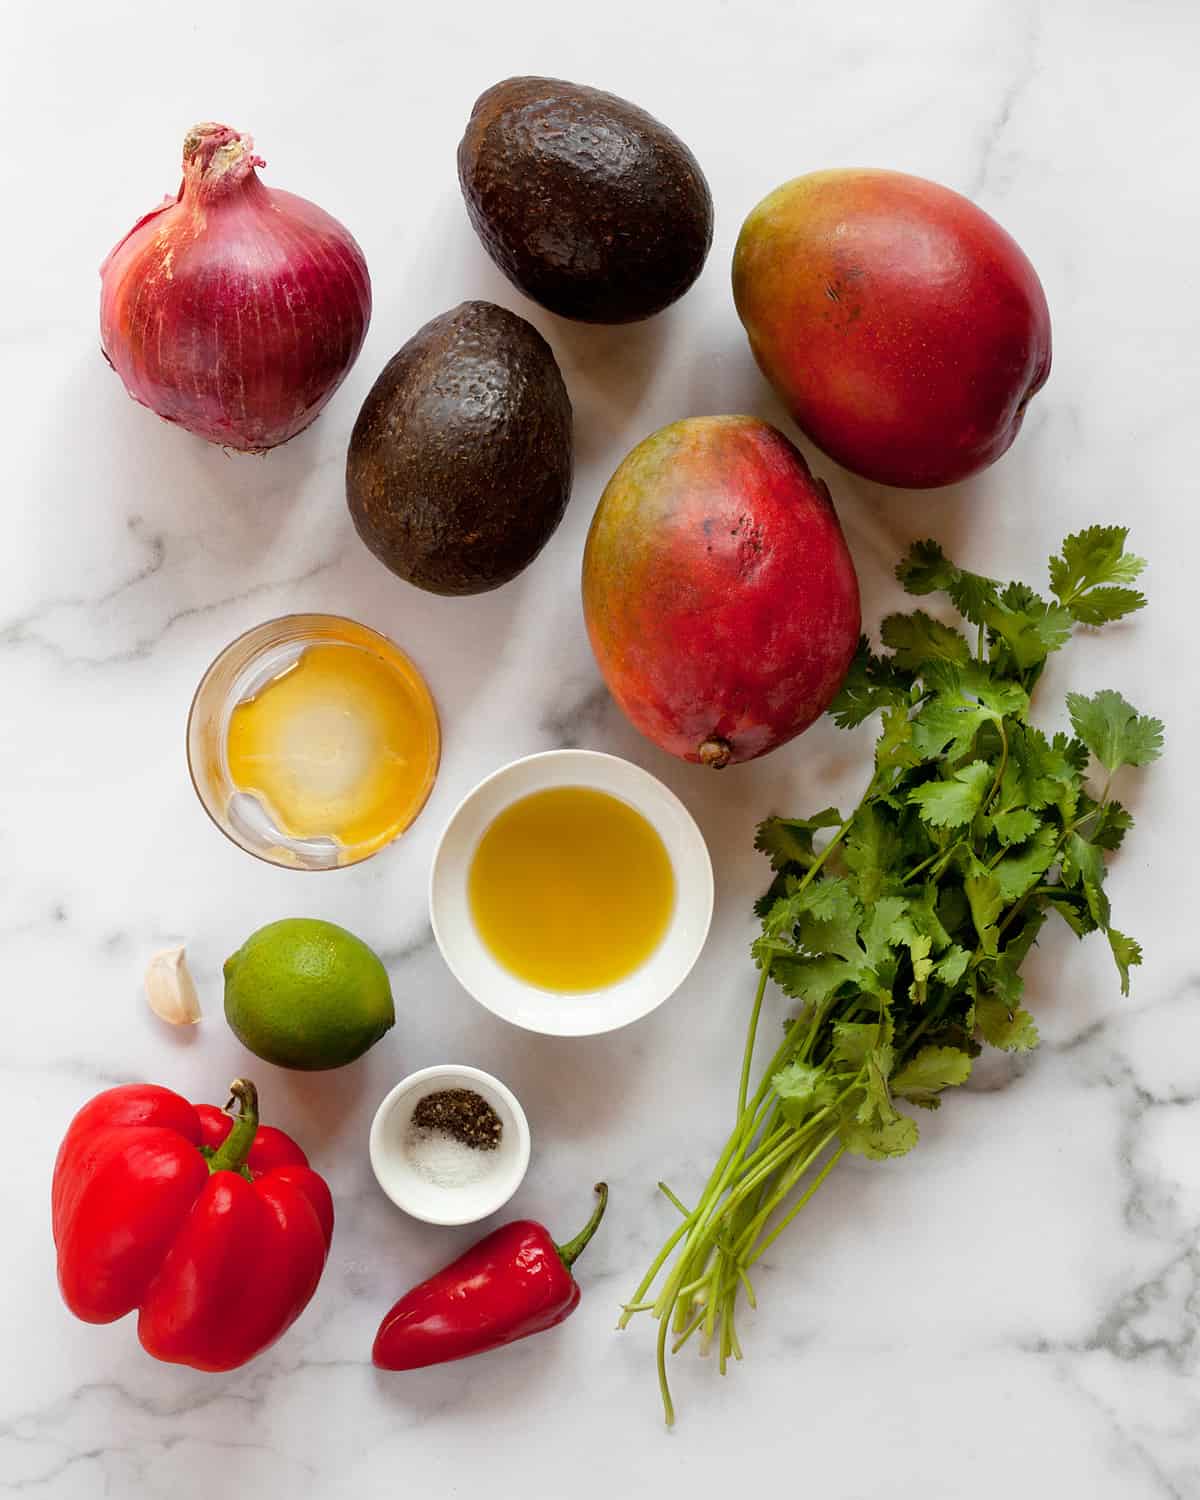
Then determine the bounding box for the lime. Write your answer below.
[223,918,394,1071]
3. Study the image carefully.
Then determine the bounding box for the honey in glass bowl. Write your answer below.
[188,615,439,870]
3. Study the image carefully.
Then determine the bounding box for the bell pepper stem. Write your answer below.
[207,1078,260,1175]
[556,1183,609,1272]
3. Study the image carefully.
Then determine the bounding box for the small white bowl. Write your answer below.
[429,749,714,1037]
[369,1065,531,1226]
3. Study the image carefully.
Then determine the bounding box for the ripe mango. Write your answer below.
[582,417,860,767]
[733,169,1051,489]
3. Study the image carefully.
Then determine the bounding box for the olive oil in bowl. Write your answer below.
[468,786,676,992]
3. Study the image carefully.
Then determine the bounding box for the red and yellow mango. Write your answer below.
[582,416,860,767]
[733,169,1052,489]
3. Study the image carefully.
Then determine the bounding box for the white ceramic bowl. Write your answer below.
[368,1064,531,1226]
[429,749,714,1037]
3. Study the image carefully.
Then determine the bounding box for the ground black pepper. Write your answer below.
[411,1088,502,1150]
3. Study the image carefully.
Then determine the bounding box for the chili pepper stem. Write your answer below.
[556,1183,609,1271]
[207,1078,260,1175]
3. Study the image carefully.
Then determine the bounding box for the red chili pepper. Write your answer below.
[372,1183,608,1370]
[52,1078,333,1371]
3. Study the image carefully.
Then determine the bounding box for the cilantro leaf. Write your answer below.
[895,540,1000,624]
[753,877,787,922]
[1063,832,1110,927]
[908,760,993,828]
[1067,690,1164,772]
[1067,587,1147,626]
[829,638,913,729]
[933,944,972,986]
[945,661,1030,720]
[949,571,1004,625]
[1000,910,1047,970]
[964,868,1004,954]
[987,585,1073,670]
[880,611,972,671]
[831,1020,884,1068]
[988,807,1041,846]
[886,912,935,999]
[840,1111,920,1160]
[907,883,955,952]
[755,808,843,871]
[993,826,1059,903]
[1057,732,1092,773]
[1005,724,1083,811]
[912,664,1029,761]
[1084,799,1134,851]
[895,539,957,595]
[1107,928,1142,996]
[859,896,911,969]
[874,705,920,776]
[773,1060,841,1124]
[1042,888,1099,938]
[836,1041,921,1159]
[998,580,1048,613]
[769,952,860,1005]
[910,695,989,761]
[1050,526,1147,622]
[982,950,1025,1007]
[843,804,902,903]
[793,878,863,959]
[975,994,1040,1051]
[759,878,879,1002]
[892,1046,973,1106]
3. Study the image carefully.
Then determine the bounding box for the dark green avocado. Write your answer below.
[345,301,573,596]
[458,77,714,324]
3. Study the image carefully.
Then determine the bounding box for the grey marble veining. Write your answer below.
[3,0,1199,1495]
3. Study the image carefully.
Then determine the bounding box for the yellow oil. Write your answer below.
[468,786,675,992]
[225,637,439,858]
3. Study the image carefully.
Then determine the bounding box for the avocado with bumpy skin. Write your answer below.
[458,77,713,324]
[346,301,573,596]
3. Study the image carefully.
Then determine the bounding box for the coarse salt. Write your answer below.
[403,1124,496,1189]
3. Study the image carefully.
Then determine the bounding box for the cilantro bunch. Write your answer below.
[621,527,1163,1424]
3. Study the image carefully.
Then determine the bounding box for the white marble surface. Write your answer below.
[3,1,1198,1494]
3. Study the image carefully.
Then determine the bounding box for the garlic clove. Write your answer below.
[145,945,202,1025]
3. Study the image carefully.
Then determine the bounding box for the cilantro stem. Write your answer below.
[737,1265,757,1309]
[636,1083,788,1325]
[903,849,941,884]
[623,1043,799,1326]
[733,1124,842,1258]
[658,1182,690,1218]
[656,1307,675,1426]
[747,1143,847,1266]
[727,1305,744,1365]
[620,1215,699,1328]
[709,1111,833,1229]
[985,718,1009,812]
[737,968,771,1118]
[903,842,962,885]
[898,1010,936,1054]
[671,1301,708,1354]
[671,1277,711,1319]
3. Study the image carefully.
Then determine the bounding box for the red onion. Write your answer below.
[100,123,371,452]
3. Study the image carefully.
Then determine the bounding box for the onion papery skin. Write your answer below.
[100,123,372,452]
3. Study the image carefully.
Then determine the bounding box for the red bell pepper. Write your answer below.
[372,1183,608,1370]
[52,1077,333,1371]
